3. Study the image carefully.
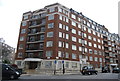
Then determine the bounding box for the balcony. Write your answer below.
[27,40,44,44]
[30,15,46,21]
[103,44,108,47]
[104,49,109,53]
[28,32,45,36]
[105,53,110,58]
[26,49,43,52]
[29,23,45,28]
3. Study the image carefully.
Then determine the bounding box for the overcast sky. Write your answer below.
[0,0,119,48]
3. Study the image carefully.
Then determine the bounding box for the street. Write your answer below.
[18,73,119,79]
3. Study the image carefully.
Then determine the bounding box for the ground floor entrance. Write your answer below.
[29,61,38,69]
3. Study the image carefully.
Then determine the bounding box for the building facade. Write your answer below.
[15,3,120,74]
[0,38,15,64]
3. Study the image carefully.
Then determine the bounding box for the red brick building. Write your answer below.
[15,3,120,74]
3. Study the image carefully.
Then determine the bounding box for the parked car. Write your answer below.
[2,64,21,80]
[102,66,110,73]
[10,64,22,75]
[112,68,120,73]
[81,66,98,75]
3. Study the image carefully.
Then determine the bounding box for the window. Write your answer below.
[92,25,95,29]
[98,39,100,43]
[94,44,97,48]
[97,33,100,37]
[94,57,98,62]
[58,51,62,57]
[89,56,93,61]
[79,55,82,59]
[85,48,88,52]
[88,42,92,46]
[59,32,62,38]
[84,33,87,38]
[71,21,76,26]
[59,15,62,20]
[86,56,88,60]
[18,52,23,58]
[99,58,102,62]
[78,24,81,28]
[66,43,69,48]
[66,34,69,39]
[84,40,87,45]
[22,21,27,26]
[58,41,62,47]
[16,61,22,66]
[48,23,54,28]
[72,62,77,68]
[66,17,69,23]
[88,28,91,33]
[83,27,86,31]
[42,19,46,24]
[72,45,77,50]
[23,15,28,20]
[98,51,102,55]
[98,45,101,49]
[46,41,53,47]
[71,29,76,34]
[63,25,65,30]
[31,28,36,33]
[49,7,55,12]
[72,36,77,42]
[71,14,76,19]
[88,36,92,40]
[66,26,69,31]
[78,39,82,43]
[40,34,44,40]
[59,23,62,29]
[66,62,69,68]
[59,8,62,12]
[93,31,96,35]
[88,49,92,54]
[41,27,45,32]
[47,32,53,37]
[94,50,97,55]
[78,17,81,21]
[29,36,35,42]
[40,43,44,49]
[65,52,69,58]
[21,29,26,34]
[46,51,53,57]
[48,15,54,20]
[87,22,91,27]
[79,47,82,51]
[19,44,23,49]
[20,36,24,41]
[72,53,76,59]
[45,61,52,68]
[78,31,81,36]
[93,37,96,41]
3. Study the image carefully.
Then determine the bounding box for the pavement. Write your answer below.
[20,73,119,79]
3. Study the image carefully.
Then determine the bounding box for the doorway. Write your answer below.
[29,61,38,69]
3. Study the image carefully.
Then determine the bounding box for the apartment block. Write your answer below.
[15,3,120,74]
[0,38,15,64]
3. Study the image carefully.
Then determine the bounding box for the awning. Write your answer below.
[110,64,118,66]
[23,58,43,62]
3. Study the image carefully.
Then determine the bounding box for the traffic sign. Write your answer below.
[54,60,57,64]
[62,60,64,64]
